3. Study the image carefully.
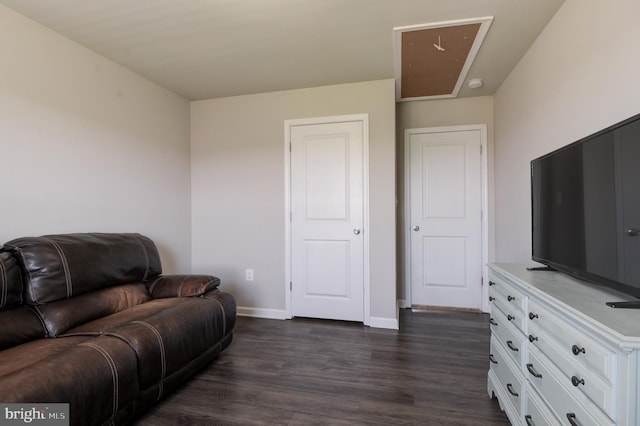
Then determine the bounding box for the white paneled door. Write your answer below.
[408,128,483,309]
[288,117,366,322]
[288,116,368,321]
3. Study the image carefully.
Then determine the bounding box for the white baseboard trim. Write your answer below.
[237,306,288,320]
[368,316,399,330]
[237,306,399,330]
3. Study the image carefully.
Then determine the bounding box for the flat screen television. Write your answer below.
[531,113,640,308]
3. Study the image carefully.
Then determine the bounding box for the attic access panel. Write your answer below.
[394,17,493,101]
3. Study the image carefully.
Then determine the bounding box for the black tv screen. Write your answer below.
[531,113,640,301]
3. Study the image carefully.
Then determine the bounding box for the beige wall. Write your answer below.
[395,96,494,306]
[0,5,192,272]
[494,0,640,262]
[13,0,630,315]
[191,79,397,324]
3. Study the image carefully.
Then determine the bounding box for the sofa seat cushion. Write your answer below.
[0,306,46,350]
[65,292,234,393]
[0,335,139,426]
[34,283,151,337]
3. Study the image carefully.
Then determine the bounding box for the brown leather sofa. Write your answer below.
[0,233,236,426]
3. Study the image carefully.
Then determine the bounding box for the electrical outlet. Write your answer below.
[245,269,254,281]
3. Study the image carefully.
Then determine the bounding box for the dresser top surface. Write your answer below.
[490,263,640,344]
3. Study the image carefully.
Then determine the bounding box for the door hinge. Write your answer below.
[480,144,483,155]
[289,143,292,152]
[290,281,292,291]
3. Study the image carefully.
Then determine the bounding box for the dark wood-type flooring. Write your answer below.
[135,309,509,425]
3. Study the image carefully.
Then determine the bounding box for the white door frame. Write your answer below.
[404,124,490,312]
[284,114,371,324]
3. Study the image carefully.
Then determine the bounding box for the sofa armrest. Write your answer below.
[147,275,220,299]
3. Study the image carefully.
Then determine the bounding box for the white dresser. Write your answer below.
[487,264,640,426]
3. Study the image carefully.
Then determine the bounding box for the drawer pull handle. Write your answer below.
[506,340,519,352]
[566,413,579,426]
[507,314,515,321]
[506,383,519,397]
[524,415,535,426]
[489,318,497,326]
[528,334,538,343]
[571,376,585,387]
[489,281,496,286]
[529,312,539,320]
[489,354,498,364]
[572,344,586,356]
[489,296,495,302]
[507,295,515,301]
[526,363,543,378]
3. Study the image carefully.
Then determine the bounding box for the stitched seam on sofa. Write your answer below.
[93,332,147,376]
[0,257,7,309]
[158,340,222,389]
[61,331,155,377]
[79,342,119,417]
[132,320,166,401]
[132,321,166,379]
[27,305,51,338]
[210,298,227,336]
[95,330,170,403]
[45,238,73,298]
[131,234,150,282]
[60,331,103,338]
[14,247,38,304]
[147,276,162,295]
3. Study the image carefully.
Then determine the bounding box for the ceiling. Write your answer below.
[0,0,565,101]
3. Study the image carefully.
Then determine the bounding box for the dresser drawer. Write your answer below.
[528,298,617,383]
[492,298,527,337]
[524,386,560,426]
[489,274,528,335]
[526,347,615,426]
[491,304,527,369]
[528,322,615,418]
[490,336,525,419]
[490,274,527,312]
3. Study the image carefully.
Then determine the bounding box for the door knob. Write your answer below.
[353,228,361,235]
[627,228,640,237]
[412,225,420,231]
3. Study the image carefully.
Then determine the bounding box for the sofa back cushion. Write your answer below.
[4,233,162,305]
[0,251,23,309]
[0,306,47,349]
[36,283,152,336]
[0,251,47,349]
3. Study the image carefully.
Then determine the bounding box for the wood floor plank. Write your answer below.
[134,309,509,425]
